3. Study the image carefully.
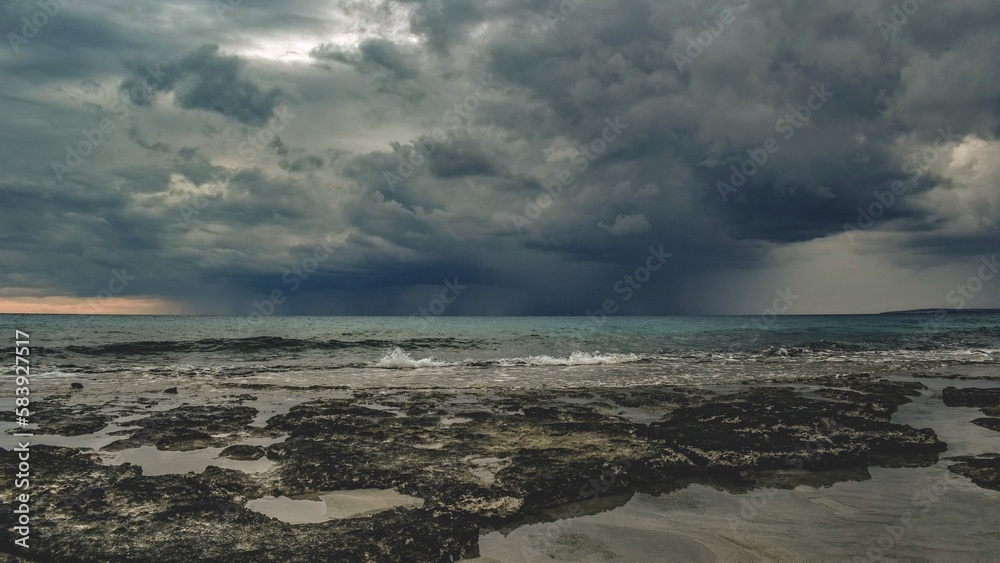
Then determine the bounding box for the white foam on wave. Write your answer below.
[491,351,642,367]
[372,348,643,369]
[32,370,81,378]
[374,347,449,369]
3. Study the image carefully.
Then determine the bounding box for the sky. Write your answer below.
[1,0,999,316]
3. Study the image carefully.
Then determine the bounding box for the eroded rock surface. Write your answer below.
[948,453,1000,491]
[942,386,1000,408]
[941,386,1000,435]
[101,405,275,452]
[0,377,957,561]
[0,446,476,562]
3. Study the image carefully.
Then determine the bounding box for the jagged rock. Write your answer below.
[971,418,1000,432]
[948,454,1000,491]
[101,405,270,452]
[31,404,111,437]
[0,377,956,561]
[219,444,266,461]
[942,387,1000,408]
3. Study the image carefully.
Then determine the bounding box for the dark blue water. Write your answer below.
[4,314,999,387]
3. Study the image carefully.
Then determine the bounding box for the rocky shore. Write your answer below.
[2,374,998,561]
[942,385,1000,490]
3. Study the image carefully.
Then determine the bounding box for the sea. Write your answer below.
[8,313,1000,388]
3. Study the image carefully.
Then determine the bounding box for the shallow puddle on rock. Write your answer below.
[471,468,496,484]
[360,403,406,417]
[320,489,424,518]
[597,403,667,424]
[24,422,142,451]
[413,442,445,449]
[100,445,276,475]
[892,379,1000,457]
[244,389,352,427]
[468,456,508,485]
[470,381,1000,562]
[247,489,424,523]
[472,463,1000,561]
[246,495,327,524]
[441,416,472,426]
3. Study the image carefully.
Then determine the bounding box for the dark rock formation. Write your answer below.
[948,454,1000,491]
[0,377,954,561]
[219,444,267,461]
[101,405,273,452]
[971,418,1000,432]
[942,387,1000,408]
[32,404,111,437]
[0,446,477,562]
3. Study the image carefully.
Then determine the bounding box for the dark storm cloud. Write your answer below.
[310,38,426,100]
[311,38,419,80]
[398,0,488,54]
[3,0,1000,314]
[280,154,325,173]
[473,1,998,249]
[120,44,284,125]
[126,124,170,152]
[426,133,507,178]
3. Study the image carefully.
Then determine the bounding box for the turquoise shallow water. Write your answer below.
[5,313,1000,387]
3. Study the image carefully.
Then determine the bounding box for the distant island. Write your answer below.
[880,308,1000,315]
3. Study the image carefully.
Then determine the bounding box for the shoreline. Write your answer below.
[2,370,999,561]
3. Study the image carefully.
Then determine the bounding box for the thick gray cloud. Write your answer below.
[312,38,419,80]
[1,0,999,315]
[121,44,285,125]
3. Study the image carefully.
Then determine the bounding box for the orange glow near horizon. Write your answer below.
[0,296,183,315]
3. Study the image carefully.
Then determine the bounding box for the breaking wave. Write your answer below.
[374,347,450,369]
[371,347,644,369]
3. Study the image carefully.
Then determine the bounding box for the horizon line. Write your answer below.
[0,309,989,318]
